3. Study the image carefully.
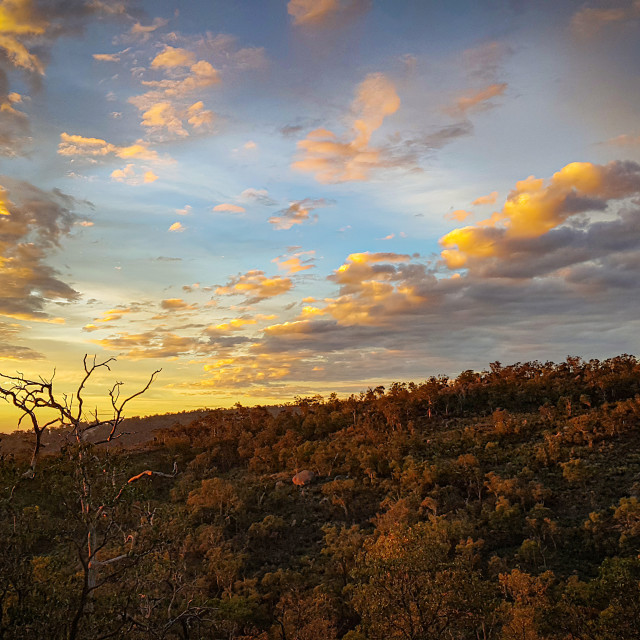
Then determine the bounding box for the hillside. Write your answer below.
[1,355,640,639]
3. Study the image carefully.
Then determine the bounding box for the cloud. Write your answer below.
[129,58,219,137]
[151,45,196,69]
[187,100,214,129]
[0,321,45,359]
[216,269,293,304]
[213,203,245,213]
[446,82,507,117]
[183,160,640,394]
[472,191,499,206]
[198,352,300,388]
[571,2,639,37]
[140,101,188,136]
[268,198,330,230]
[273,250,316,274]
[287,0,370,27]
[445,209,472,222]
[239,188,276,206]
[0,0,48,74]
[194,32,267,71]
[92,52,121,62]
[0,178,80,321]
[110,163,158,185]
[462,41,512,82]
[126,17,169,42]
[606,133,640,146]
[93,329,208,359]
[140,59,220,96]
[0,0,130,156]
[168,221,185,232]
[205,317,257,336]
[439,160,640,270]
[293,72,401,183]
[160,298,197,311]
[58,132,161,162]
[0,88,30,156]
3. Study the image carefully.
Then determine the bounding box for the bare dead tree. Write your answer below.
[0,356,179,640]
[0,355,160,475]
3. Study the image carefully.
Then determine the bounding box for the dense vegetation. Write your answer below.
[1,355,640,639]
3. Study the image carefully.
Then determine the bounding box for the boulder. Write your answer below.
[292,470,316,486]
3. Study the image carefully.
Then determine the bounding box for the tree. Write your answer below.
[352,520,495,640]
[0,356,178,640]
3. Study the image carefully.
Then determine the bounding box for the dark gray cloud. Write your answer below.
[0,178,81,320]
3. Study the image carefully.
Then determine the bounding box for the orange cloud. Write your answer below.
[213,203,245,213]
[160,298,197,311]
[472,191,498,206]
[445,209,472,222]
[571,2,639,37]
[216,269,293,303]
[287,0,369,27]
[273,251,315,274]
[168,222,185,232]
[447,83,507,117]
[292,72,400,183]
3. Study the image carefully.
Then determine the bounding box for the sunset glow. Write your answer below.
[1,0,640,428]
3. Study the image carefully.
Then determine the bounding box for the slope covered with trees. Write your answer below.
[1,355,640,639]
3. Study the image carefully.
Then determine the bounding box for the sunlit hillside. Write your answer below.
[2,356,639,638]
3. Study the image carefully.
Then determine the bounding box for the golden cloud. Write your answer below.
[58,133,161,162]
[151,45,196,69]
[439,160,640,269]
[160,298,197,311]
[272,252,315,275]
[216,269,293,303]
[0,0,47,73]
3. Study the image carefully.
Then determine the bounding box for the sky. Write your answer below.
[1,0,640,428]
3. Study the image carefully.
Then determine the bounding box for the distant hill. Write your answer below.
[0,408,214,456]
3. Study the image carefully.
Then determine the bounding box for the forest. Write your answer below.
[1,355,640,639]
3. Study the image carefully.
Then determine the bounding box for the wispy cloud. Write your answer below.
[268,198,331,230]
[293,72,401,183]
